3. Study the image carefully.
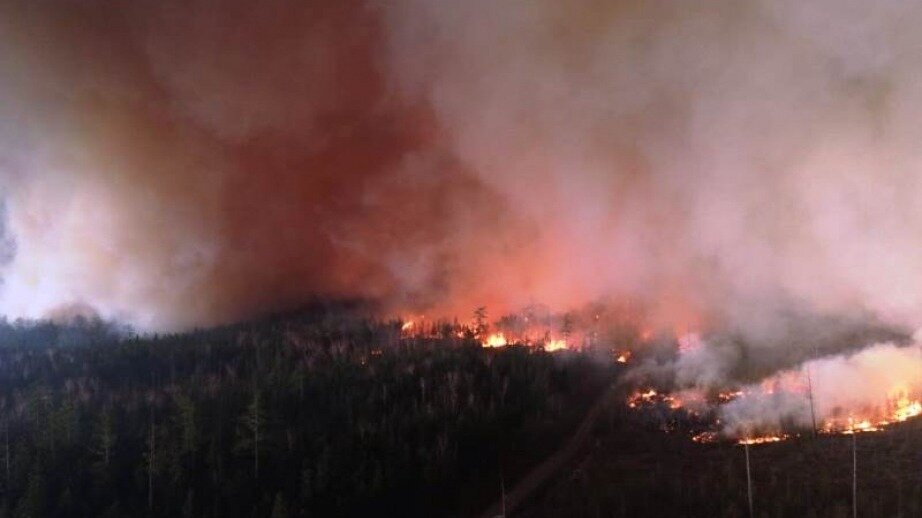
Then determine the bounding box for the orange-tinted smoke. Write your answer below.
[4,0,922,335]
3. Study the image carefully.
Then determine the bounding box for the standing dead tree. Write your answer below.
[852,432,858,518]
[745,442,754,518]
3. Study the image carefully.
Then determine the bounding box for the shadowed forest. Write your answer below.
[0,303,613,517]
[1,302,913,518]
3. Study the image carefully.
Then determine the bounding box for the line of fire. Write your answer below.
[399,304,922,449]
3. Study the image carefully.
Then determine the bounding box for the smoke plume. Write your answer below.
[2,0,922,333]
[719,340,922,436]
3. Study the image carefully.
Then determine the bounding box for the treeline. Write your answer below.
[0,307,612,517]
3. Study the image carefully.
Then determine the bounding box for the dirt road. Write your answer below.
[479,383,619,518]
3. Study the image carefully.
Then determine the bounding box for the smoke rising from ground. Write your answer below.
[2,1,922,334]
[719,341,922,436]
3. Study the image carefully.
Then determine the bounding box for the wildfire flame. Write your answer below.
[544,339,567,352]
[692,431,718,443]
[822,391,922,435]
[631,386,922,444]
[628,380,922,445]
[738,435,787,445]
[482,333,508,348]
[627,389,658,408]
[626,388,683,410]
[894,399,922,421]
[717,390,744,403]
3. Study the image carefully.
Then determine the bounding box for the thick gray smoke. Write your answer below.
[2,0,922,335]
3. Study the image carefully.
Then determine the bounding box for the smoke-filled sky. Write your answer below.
[2,0,922,331]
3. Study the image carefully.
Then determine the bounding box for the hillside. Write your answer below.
[518,394,922,517]
[0,307,615,517]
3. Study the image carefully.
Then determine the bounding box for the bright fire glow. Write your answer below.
[482,333,508,348]
[544,339,567,352]
[717,390,744,402]
[822,391,922,435]
[840,420,880,435]
[628,369,922,445]
[738,435,786,445]
[895,399,922,421]
[627,388,682,410]
[692,431,718,443]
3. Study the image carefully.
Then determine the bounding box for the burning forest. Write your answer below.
[4,0,922,515]
[621,328,922,446]
[399,301,922,449]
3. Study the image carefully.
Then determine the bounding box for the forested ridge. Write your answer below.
[0,305,613,517]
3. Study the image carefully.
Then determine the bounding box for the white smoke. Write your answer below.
[624,323,922,437]
[720,341,922,436]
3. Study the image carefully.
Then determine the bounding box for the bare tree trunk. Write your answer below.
[852,432,857,518]
[745,443,753,518]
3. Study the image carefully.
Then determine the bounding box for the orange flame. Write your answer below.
[823,391,922,435]
[482,333,508,348]
[629,383,922,445]
[626,388,683,410]
[544,339,567,352]
[738,435,787,445]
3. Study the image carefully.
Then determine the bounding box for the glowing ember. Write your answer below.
[616,351,631,363]
[717,390,744,403]
[840,419,880,435]
[738,435,787,445]
[401,321,414,332]
[482,333,508,348]
[627,388,683,410]
[627,389,658,408]
[692,431,719,444]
